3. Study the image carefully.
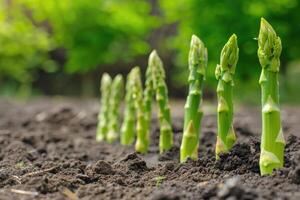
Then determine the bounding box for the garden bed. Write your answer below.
[0,98,299,200]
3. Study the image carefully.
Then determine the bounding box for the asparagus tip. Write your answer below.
[149,50,162,67]
[101,73,112,91]
[114,74,124,84]
[189,34,207,70]
[260,17,267,25]
[260,18,272,31]
[101,73,112,83]
[191,34,201,46]
[132,66,141,74]
[220,34,239,73]
[258,18,282,69]
[260,18,276,37]
[229,33,237,42]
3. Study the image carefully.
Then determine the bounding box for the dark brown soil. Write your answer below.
[0,98,299,200]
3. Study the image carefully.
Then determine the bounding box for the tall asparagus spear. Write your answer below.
[131,67,149,153]
[121,72,136,146]
[258,18,285,175]
[215,34,239,159]
[107,74,124,143]
[180,35,207,163]
[150,50,173,153]
[96,73,112,142]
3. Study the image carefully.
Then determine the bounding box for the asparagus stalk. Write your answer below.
[107,74,124,143]
[121,56,154,146]
[150,50,173,153]
[144,54,155,144]
[258,18,285,175]
[96,73,112,142]
[180,35,207,163]
[215,34,239,159]
[121,72,136,146]
[131,67,149,153]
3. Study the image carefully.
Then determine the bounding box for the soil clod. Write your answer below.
[121,153,148,172]
[86,160,114,176]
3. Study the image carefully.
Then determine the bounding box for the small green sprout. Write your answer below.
[15,161,26,169]
[154,176,166,187]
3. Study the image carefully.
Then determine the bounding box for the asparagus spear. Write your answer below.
[144,54,155,145]
[215,34,239,159]
[96,73,112,142]
[107,74,124,143]
[131,67,149,153]
[121,72,136,146]
[121,54,154,146]
[150,50,173,153]
[180,35,207,163]
[258,18,285,175]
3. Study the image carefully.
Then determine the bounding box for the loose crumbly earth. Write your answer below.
[0,98,299,200]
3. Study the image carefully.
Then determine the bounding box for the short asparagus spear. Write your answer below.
[131,67,149,153]
[180,35,207,163]
[258,18,285,175]
[150,50,173,154]
[121,72,136,146]
[96,73,112,142]
[215,34,239,159]
[107,74,124,143]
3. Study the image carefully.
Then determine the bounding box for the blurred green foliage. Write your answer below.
[160,0,300,89]
[0,0,300,101]
[0,1,52,96]
[23,0,158,73]
[0,0,157,96]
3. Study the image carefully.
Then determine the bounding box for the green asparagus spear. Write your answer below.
[96,73,112,142]
[258,18,285,175]
[131,67,149,153]
[215,34,239,159]
[121,72,136,146]
[150,50,173,153]
[107,74,124,143]
[180,35,207,163]
[144,54,155,145]
[121,56,154,146]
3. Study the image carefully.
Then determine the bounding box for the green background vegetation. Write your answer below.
[1,0,300,103]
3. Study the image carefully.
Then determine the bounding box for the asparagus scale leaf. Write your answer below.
[107,74,124,143]
[150,50,174,154]
[180,35,207,163]
[215,34,239,159]
[121,72,136,146]
[258,18,285,175]
[96,73,112,142]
